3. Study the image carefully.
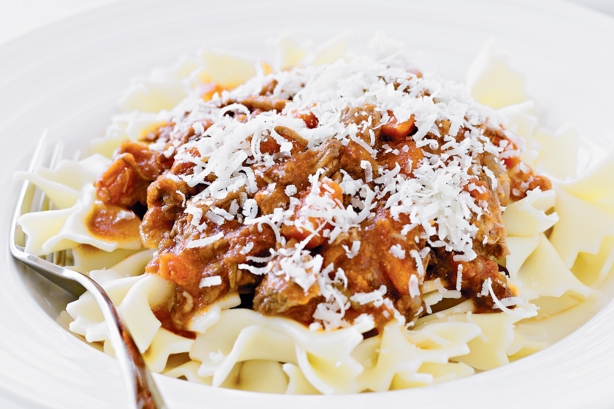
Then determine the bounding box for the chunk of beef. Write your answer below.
[95,140,172,208]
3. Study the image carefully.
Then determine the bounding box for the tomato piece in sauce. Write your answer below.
[381,112,416,141]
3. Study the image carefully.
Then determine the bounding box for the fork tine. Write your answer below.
[39,138,64,212]
[11,130,49,249]
[10,131,86,296]
[50,138,65,169]
[45,139,67,267]
[29,129,49,172]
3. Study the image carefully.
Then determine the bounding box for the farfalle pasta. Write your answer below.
[19,34,614,394]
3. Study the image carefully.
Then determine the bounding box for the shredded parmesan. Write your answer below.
[350,285,387,307]
[485,278,537,319]
[456,264,463,291]
[389,244,406,259]
[342,241,361,259]
[408,275,420,298]
[199,275,222,288]
[187,232,224,249]
[137,43,523,332]
[409,250,425,277]
[285,184,298,196]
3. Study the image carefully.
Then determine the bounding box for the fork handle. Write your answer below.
[22,254,167,409]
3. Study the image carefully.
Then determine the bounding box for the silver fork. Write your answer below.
[9,133,167,409]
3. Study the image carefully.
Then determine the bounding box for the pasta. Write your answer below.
[18,33,614,395]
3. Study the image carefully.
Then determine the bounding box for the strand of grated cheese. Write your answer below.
[186,232,223,249]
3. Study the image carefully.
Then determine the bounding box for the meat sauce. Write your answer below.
[90,69,551,336]
[85,201,141,244]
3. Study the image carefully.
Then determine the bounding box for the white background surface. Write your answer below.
[0,0,613,408]
[0,0,613,45]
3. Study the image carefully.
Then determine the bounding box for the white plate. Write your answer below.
[1,0,613,408]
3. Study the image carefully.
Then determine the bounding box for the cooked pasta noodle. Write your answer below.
[18,33,614,394]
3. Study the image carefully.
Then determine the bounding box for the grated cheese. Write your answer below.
[285,184,297,196]
[240,242,254,255]
[456,264,463,291]
[409,249,425,277]
[187,232,224,249]
[389,244,406,259]
[485,278,538,319]
[408,275,420,298]
[142,44,522,331]
[360,160,373,182]
[350,285,387,307]
[199,275,222,288]
[342,240,361,259]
